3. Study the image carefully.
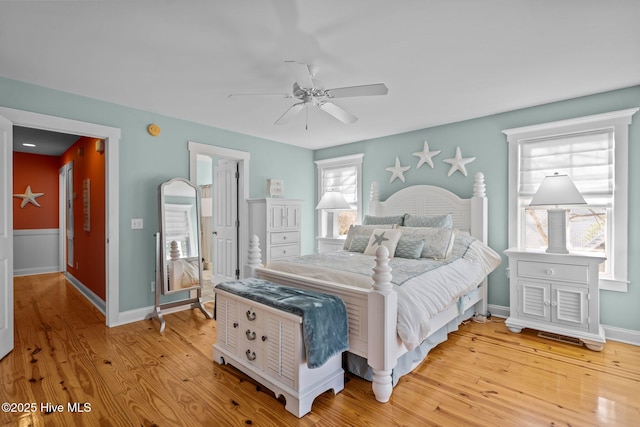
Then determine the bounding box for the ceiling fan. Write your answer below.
[229,61,388,127]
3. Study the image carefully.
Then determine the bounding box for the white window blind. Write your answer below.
[519,130,614,207]
[321,164,358,207]
[165,204,194,257]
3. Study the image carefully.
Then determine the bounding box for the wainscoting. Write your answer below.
[13,228,60,276]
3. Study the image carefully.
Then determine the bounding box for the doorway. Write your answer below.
[189,142,250,292]
[0,106,121,327]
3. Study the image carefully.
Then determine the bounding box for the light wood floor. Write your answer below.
[1,273,639,426]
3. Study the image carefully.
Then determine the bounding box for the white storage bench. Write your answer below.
[213,279,347,418]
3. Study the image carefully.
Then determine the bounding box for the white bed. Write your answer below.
[246,172,498,403]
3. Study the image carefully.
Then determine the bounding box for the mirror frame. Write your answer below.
[158,177,203,294]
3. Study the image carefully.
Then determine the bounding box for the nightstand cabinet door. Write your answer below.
[505,249,605,351]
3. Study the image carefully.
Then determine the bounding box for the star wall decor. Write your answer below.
[443,146,475,177]
[413,140,441,169]
[386,156,411,183]
[14,185,45,208]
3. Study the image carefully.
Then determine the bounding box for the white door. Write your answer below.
[0,115,14,359]
[213,159,239,283]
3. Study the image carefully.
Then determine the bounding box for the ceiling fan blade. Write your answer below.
[274,102,305,125]
[326,83,388,98]
[228,93,292,98]
[285,60,315,89]
[319,102,358,125]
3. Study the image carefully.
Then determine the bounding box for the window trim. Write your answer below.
[504,108,638,292]
[315,153,364,239]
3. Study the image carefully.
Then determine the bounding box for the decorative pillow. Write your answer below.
[343,224,395,250]
[394,237,425,259]
[403,213,453,229]
[398,226,454,259]
[348,235,370,253]
[362,214,405,226]
[364,229,402,258]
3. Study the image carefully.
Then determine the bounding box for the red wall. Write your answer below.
[13,152,60,229]
[61,137,106,301]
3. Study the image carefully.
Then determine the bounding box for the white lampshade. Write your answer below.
[529,173,586,207]
[316,191,350,210]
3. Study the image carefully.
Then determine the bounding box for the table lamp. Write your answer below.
[316,191,350,238]
[529,172,586,254]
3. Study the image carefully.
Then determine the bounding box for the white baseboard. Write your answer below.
[111,302,204,328]
[13,266,60,277]
[486,304,639,347]
[65,272,106,315]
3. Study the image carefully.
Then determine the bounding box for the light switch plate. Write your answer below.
[131,218,143,229]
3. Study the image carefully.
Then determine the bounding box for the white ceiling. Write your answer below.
[2,1,639,150]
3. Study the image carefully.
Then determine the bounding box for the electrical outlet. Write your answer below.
[151,281,155,292]
[131,218,144,229]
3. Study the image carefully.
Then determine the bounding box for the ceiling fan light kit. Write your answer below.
[230,61,388,128]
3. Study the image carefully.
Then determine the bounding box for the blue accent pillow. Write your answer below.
[362,215,404,226]
[348,235,370,253]
[403,213,453,228]
[394,238,425,259]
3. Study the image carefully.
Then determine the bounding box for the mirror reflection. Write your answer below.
[159,178,202,294]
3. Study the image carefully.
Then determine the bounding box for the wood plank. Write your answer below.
[1,273,639,426]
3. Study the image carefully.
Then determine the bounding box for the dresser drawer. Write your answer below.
[270,244,300,259]
[517,260,589,284]
[270,231,299,245]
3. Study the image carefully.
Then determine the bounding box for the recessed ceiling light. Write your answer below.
[22,143,36,147]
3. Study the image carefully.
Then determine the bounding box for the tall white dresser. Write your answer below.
[248,198,302,264]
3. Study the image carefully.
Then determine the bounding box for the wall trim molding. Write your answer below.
[65,272,106,315]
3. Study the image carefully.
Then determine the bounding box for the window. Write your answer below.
[504,108,638,292]
[315,154,364,237]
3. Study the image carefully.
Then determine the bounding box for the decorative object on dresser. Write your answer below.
[246,172,501,403]
[316,190,350,239]
[266,178,283,197]
[528,172,587,254]
[248,198,301,265]
[504,249,606,351]
[213,278,346,418]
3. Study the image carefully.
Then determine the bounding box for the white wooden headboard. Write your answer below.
[368,172,488,243]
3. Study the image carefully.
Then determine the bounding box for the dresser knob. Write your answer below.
[545,269,554,276]
[261,335,267,342]
[233,322,238,328]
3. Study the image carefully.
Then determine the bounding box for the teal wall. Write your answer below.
[1,77,316,312]
[315,85,640,333]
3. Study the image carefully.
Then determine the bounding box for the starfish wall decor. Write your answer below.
[413,140,441,169]
[386,157,411,183]
[443,146,475,177]
[14,185,44,208]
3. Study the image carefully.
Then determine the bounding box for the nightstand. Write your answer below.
[316,237,345,253]
[504,249,606,351]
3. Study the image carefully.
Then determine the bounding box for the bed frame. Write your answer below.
[246,172,488,403]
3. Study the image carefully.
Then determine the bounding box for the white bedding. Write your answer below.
[266,237,501,350]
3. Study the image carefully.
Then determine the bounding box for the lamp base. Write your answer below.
[546,208,569,254]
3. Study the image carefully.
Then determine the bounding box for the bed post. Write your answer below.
[471,172,489,316]
[369,181,381,216]
[246,234,262,278]
[367,245,398,403]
